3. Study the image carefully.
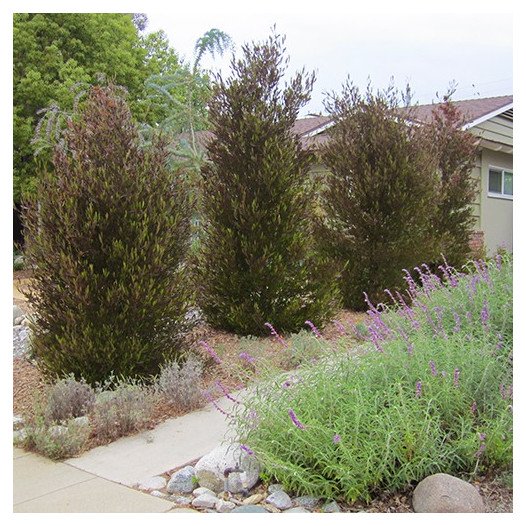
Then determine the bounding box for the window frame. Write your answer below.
[488,165,513,200]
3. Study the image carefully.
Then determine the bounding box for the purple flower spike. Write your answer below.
[453,368,460,388]
[264,322,287,347]
[305,320,322,338]
[407,343,414,356]
[480,301,490,331]
[215,381,240,404]
[240,444,254,456]
[288,409,306,430]
[333,434,341,444]
[239,351,255,364]
[471,400,477,415]
[495,253,503,270]
[415,381,422,398]
[199,340,222,364]
[333,320,347,336]
[429,360,437,376]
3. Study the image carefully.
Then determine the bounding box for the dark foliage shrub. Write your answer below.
[425,96,479,268]
[45,374,96,423]
[156,354,204,410]
[22,85,193,384]
[196,32,340,335]
[319,82,440,309]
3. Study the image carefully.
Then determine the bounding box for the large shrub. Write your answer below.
[234,255,512,502]
[319,82,440,309]
[23,85,193,384]
[426,96,479,268]
[196,33,340,335]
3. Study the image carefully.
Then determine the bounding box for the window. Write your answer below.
[488,167,513,198]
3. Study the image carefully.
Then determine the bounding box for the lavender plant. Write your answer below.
[232,255,513,502]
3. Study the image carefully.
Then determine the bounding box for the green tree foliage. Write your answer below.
[13,13,182,202]
[22,86,193,384]
[426,96,479,268]
[196,33,340,335]
[319,81,440,309]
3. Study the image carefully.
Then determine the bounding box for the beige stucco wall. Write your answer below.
[478,149,513,254]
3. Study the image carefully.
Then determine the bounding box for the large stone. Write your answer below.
[412,473,485,513]
[73,416,90,428]
[231,505,269,513]
[138,476,166,491]
[192,493,219,509]
[194,442,260,493]
[168,495,193,506]
[14,316,25,326]
[285,507,311,513]
[13,305,24,324]
[265,490,293,510]
[167,465,197,494]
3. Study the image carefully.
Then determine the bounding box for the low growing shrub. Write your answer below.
[156,354,204,410]
[44,374,96,424]
[91,381,155,442]
[233,255,512,502]
[21,416,90,460]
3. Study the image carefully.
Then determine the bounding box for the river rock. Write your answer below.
[167,465,197,494]
[412,473,485,513]
[192,493,219,509]
[265,490,293,510]
[321,500,341,513]
[216,499,236,513]
[231,505,269,513]
[294,495,320,510]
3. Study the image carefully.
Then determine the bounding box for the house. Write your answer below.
[296,95,513,255]
[186,94,513,255]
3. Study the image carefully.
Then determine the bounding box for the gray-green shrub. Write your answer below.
[156,354,204,410]
[44,374,96,424]
[233,255,512,502]
[91,381,155,442]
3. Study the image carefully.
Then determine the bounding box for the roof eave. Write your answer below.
[462,102,514,131]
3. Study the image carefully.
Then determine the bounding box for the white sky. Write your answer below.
[145,9,512,116]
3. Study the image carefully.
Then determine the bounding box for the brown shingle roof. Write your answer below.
[175,95,513,151]
[407,95,513,126]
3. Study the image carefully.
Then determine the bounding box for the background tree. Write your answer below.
[22,85,193,384]
[427,95,479,268]
[13,13,182,202]
[196,32,340,335]
[319,81,440,309]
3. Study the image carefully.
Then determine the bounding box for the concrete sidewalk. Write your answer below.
[13,448,175,513]
[65,393,237,486]
[14,393,238,512]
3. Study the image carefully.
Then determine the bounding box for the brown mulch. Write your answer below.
[13,357,47,418]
